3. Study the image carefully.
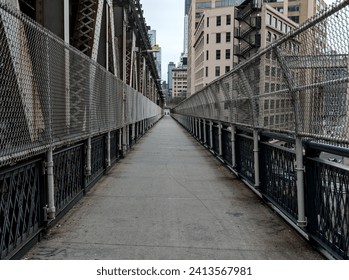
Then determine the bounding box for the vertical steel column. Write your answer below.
[296,137,307,226]
[195,118,198,138]
[231,124,236,168]
[107,132,111,167]
[198,119,202,141]
[253,129,260,187]
[209,121,213,149]
[275,47,307,227]
[47,147,56,220]
[218,122,222,156]
[119,128,123,155]
[86,138,92,176]
[190,117,194,134]
[131,123,135,144]
[123,125,127,153]
[203,119,207,143]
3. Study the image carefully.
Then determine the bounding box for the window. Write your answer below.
[216,33,221,43]
[207,17,209,27]
[288,16,299,23]
[226,14,231,25]
[206,50,209,60]
[216,50,221,60]
[215,66,220,76]
[266,13,271,25]
[265,65,270,76]
[226,32,231,42]
[205,67,209,77]
[265,83,270,93]
[216,16,221,26]
[196,2,211,9]
[225,49,231,59]
[225,66,230,73]
[272,16,277,28]
[266,31,272,42]
[207,34,209,44]
[288,6,300,12]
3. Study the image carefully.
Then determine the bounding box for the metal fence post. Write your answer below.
[296,136,307,227]
[198,119,202,141]
[123,125,127,153]
[218,122,222,156]
[231,124,236,168]
[209,121,213,149]
[253,129,260,187]
[203,119,207,143]
[106,131,111,167]
[195,118,198,138]
[47,147,56,220]
[276,47,307,227]
[86,137,92,176]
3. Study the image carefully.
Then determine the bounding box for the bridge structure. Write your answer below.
[0,0,349,260]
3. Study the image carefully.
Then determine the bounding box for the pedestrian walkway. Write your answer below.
[24,116,324,260]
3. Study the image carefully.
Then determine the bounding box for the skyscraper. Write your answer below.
[185,0,192,16]
[148,29,162,79]
[187,0,244,95]
[168,62,176,97]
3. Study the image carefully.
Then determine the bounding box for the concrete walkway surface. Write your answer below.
[24,116,324,260]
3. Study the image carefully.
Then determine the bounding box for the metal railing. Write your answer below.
[172,0,349,259]
[0,1,162,168]
[0,2,162,259]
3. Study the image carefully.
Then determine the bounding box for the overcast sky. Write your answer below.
[140,0,338,82]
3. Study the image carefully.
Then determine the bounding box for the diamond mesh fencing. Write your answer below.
[173,0,349,145]
[0,2,161,168]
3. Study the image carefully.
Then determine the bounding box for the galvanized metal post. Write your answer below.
[218,122,222,156]
[198,119,202,140]
[203,119,207,143]
[296,137,307,227]
[47,147,56,220]
[209,121,213,149]
[106,131,111,167]
[86,137,92,176]
[195,118,198,138]
[190,118,193,134]
[126,125,129,150]
[231,125,236,168]
[253,129,260,187]
[276,47,307,227]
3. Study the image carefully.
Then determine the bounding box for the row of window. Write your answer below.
[207,15,231,27]
[266,13,295,33]
[206,32,231,44]
[204,66,231,77]
[206,49,231,60]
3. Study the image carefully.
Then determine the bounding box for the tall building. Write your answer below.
[183,15,189,55]
[187,0,244,96]
[172,66,188,98]
[194,7,239,93]
[265,0,327,24]
[148,29,162,79]
[168,62,176,97]
[185,0,192,15]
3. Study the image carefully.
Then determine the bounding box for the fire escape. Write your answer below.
[234,0,262,61]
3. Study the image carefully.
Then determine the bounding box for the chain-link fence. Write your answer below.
[173,0,349,145]
[0,2,161,168]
